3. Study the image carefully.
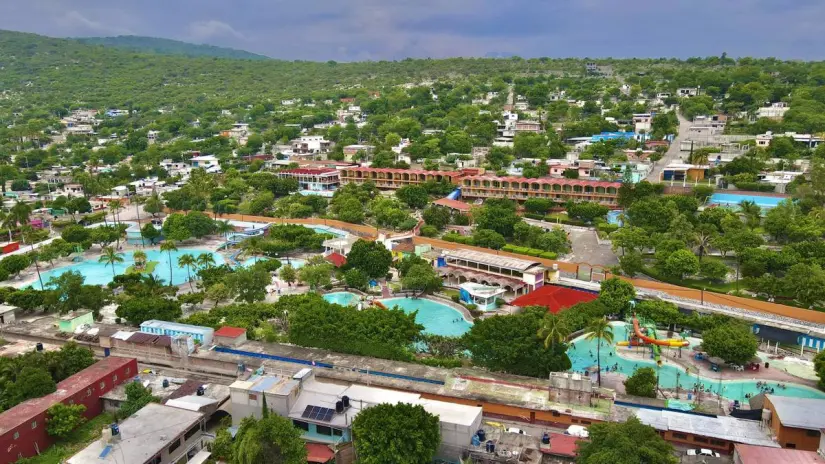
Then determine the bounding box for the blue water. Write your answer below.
[323,292,361,306]
[305,225,346,238]
[279,258,306,270]
[35,248,225,288]
[606,210,624,226]
[708,193,787,210]
[381,297,472,337]
[569,322,825,402]
[239,257,268,267]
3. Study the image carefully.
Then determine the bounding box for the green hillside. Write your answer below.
[74,35,269,60]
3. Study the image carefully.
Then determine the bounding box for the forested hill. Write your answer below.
[74,35,270,60]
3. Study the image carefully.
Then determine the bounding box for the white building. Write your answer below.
[677,88,700,97]
[756,131,823,148]
[229,369,482,460]
[189,155,222,173]
[292,136,331,154]
[66,403,207,464]
[633,113,652,133]
[159,159,191,177]
[755,102,790,120]
[147,130,160,145]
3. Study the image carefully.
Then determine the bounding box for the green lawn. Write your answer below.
[18,413,114,464]
[125,261,158,275]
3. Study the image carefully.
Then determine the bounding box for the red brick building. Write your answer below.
[0,356,138,463]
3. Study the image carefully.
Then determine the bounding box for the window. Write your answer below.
[787,443,796,449]
[807,430,819,437]
[168,438,181,454]
[248,393,257,400]
[31,421,37,429]
[150,456,162,464]
[693,437,708,443]
[184,424,200,441]
[293,420,309,431]
[13,432,19,440]
[69,400,74,405]
[332,429,343,437]
[551,411,560,417]
[316,425,332,436]
[87,388,92,397]
[112,375,118,382]
[99,381,105,389]
[710,439,726,446]
[572,419,578,424]
[125,367,130,375]
[672,433,688,440]
[581,420,591,425]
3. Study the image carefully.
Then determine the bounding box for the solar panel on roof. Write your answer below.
[301,405,335,422]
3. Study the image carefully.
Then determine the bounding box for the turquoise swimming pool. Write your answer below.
[708,193,787,210]
[323,292,361,306]
[381,297,472,337]
[279,258,305,270]
[305,225,347,238]
[34,248,225,288]
[568,323,825,401]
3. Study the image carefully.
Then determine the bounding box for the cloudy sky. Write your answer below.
[2,0,825,61]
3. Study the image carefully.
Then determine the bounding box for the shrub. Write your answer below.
[540,251,558,259]
[415,357,462,368]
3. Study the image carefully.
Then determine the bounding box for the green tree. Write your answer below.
[346,240,392,279]
[116,297,182,325]
[206,282,232,307]
[227,266,270,303]
[159,240,178,284]
[297,262,333,290]
[233,413,307,464]
[472,228,506,250]
[463,307,571,377]
[351,403,441,464]
[619,251,644,277]
[663,249,700,279]
[401,263,442,294]
[422,205,451,229]
[61,224,90,244]
[702,323,758,365]
[343,268,368,290]
[15,366,56,401]
[599,278,636,318]
[577,416,677,464]
[178,253,197,291]
[814,350,825,390]
[117,382,159,420]
[279,265,297,286]
[623,367,657,398]
[566,201,609,223]
[472,198,520,237]
[143,192,164,217]
[699,259,729,281]
[98,246,124,277]
[586,317,614,387]
[46,403,87,438]
[1,254,30,278]
[395,185,429,209]
[537,314,570,350]
[140,223,161,245]
[739,200,762,230]
[197,252,216,269]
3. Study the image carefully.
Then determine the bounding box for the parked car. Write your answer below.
[687,449,721,457]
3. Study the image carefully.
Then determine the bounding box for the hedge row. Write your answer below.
[502,244,557,260]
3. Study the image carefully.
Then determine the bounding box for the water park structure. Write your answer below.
[617,315,689,364]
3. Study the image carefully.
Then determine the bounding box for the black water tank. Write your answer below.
[542,433,550,445]
[477,429,486,441]
[196,386,205,396]
[485,440,495,453]
[342,395,350,409]
[36,343,43,352]
[335,401,344,413]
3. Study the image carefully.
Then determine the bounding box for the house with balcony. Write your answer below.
[276,168,340,195]
[458,175,621,205]
[189,155,222,173]
[339,167,462,189]
[292,136,331,154]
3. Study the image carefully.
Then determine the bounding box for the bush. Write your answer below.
[419,225,439,237]
[540,251,558,259]
[624,367,657,398]
[415,357,462,368]
[451,294,460,303]
[597,223,619,234]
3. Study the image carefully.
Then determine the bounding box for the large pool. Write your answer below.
[708,193,787,210]
[606,210,624,226]
[381,297,472,337]
[305,225,347,238]
[34,248,225,288]
[569,322,825,402]
[323,291,361,306]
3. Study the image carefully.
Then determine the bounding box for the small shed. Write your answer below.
[213,326,247,346]
[58,310,94,332]
[0,304,17,325]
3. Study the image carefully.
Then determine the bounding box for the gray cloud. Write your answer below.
[0,0,824,60]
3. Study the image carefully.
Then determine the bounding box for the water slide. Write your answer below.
[372,301,388,310]
[217,223,272,250]
[617,315,688,362]
[446,188,461,201]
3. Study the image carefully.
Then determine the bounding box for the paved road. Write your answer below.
[646,111,691,182]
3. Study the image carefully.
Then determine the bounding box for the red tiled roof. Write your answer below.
[0,357,135,435]
[214,326,247,338]
[342,167,460,176]
[432,198,472,212]
[510,285,598,313]
[540,432,579,457]
[306,443,335,463]
[280,168,338,175]
[460,175,620,189]
[734,444,825,463]
[325,252,347,267]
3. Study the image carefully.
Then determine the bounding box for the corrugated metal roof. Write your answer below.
[446,249,542,271]
[767,395,825,430]
[635,409,779,448]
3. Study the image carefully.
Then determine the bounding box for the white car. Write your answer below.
[687,448,721,457]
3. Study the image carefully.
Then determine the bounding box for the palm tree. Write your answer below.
[241,236,263,263]
[177,254,197,291]
[143,274,166,296]
[132,196,146,247]
[99,246,125,277]
[585,317,614,387]
[22,228,44,289]
[537,314,570,350]
[739,200,761,230]
[108,200,122,227]
[215,220,234,240]
[694,224,716,262]
[196,253,216,270]
[133,250,147,270]
[159,241,178,285]
[5,201,32,241]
